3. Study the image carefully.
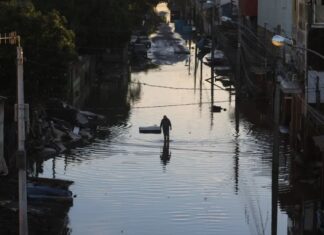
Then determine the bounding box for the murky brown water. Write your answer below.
[39,56,292,234]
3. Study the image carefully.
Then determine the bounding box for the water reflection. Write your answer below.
[233,132,240,195]
[128,79,142,105]
[30,8,320,235]
[160,141,171,170]
[234,91,240,194]
[278,148,324,234]
[52,156,56,179]
[37,62,295,234]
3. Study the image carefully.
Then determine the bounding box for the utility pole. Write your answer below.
[210,6,215,106]
[271,28,281,235]
[17,37,28,235]
[234,0,241,133]
[271,76,280,235]
[0,32,28,235]
[236,1,241,101]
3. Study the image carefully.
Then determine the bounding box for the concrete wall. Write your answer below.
[258,0,293,36]
[68,56,93,108]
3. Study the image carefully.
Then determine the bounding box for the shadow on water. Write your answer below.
[234,96,324,234]
[160,140,171,171]
[84,71,142,128]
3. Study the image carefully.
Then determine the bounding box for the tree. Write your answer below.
[0,3,77,98]
[32,0,160,51]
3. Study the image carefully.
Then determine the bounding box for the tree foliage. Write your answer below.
[0,3,76,98]
[32,0,160,50]
[0,0,160,98]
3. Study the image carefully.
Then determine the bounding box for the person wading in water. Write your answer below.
[160,115,172,143]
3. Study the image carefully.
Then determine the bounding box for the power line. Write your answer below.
[130,81,232,90]
[76,100,230,111]
[133,100,229,109]
[23,59,324,91]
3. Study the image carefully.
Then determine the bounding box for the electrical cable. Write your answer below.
[25,59,324,91]
[130,81,233,91]
[132,100,229,109]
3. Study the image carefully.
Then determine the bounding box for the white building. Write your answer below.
[258,0,293,36]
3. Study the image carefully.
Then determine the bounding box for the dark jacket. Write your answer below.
[160,117,172,134]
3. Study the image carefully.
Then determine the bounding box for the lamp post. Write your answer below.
[271,72,280,235]
[272,34,324,112]
[270,34,288,235]
[271,34,324,235]
[272,35,324,60]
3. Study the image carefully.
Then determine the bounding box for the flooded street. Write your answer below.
[38,7,291,235]
[40,62,290,234]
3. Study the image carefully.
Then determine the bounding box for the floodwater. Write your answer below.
[39,4,293,235]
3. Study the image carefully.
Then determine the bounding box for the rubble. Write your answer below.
[28,99,106,160]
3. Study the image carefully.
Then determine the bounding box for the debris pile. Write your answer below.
[28,99,106,159]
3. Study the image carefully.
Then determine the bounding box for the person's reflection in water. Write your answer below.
[160,141,171,171]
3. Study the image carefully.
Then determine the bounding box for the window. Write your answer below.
[314,0,324,24]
